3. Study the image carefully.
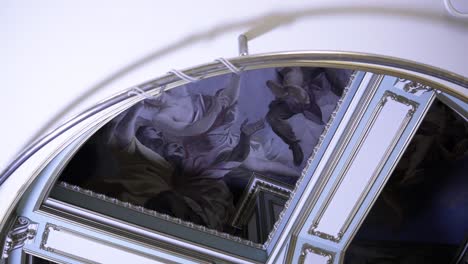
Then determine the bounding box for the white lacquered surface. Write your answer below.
[315,95,413,237]
[42,226,168,264]
[303,251,330,264]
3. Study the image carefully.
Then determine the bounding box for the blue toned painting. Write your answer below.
[58,67,353,240]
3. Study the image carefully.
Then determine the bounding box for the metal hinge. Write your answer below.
[1,216,38,261]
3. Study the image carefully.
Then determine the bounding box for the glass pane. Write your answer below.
[50,67,354,251]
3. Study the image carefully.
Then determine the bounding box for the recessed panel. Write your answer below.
[299,244,335,264]
[41,224,172,264]
[312,91,417,240]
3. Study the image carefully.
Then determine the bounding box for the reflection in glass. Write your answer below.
[54,67,353,245]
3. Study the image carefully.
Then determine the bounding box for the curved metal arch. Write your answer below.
[1,51,467,188]
[0,51,467,264]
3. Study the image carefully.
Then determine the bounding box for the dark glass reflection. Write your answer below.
[56,67,353,243]
[345,100,468,264]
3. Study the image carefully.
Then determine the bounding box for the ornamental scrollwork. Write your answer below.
[298,244,335,264]
[394,78,433,96]
[1,216,38,261]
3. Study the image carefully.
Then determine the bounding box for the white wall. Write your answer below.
[1,0,467,172]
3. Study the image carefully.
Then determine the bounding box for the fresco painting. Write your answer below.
[58,67,353,239]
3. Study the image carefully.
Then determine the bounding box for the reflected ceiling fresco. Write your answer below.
[57,67,353,243]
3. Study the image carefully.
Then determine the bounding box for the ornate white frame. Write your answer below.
[0,51,465,264]
[309,91,419,242]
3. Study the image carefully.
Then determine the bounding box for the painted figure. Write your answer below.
[140,73,241,138]
[266,67,324,166]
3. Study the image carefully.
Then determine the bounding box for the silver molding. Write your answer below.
[0,98,137,242]
[393,78,433,95]
[2,50,467,188]
[296,73,382,226]
[309,91,419,242]
[339,92,436,263]
[23,249,71,264]
[270,72,382,264]
[238,34,249,56]
[40,223,179,264]
[1,217,37,261]
[298,244,335,264]
[56,181,263,249]
[281,73,383,263]
[41,199,256,264]
[29,69,355,259]
[436,92,468,120]
[39,224,60,254]
[34,111,134,212]
[44,70,358,253]
[263,71,358,249]
[230,174,293,229]
[0,52,465,263]
[453,236,468,264]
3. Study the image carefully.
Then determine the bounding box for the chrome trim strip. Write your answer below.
[297,73,383,226]
[33,114,124,213]
[1,51,467,187]
[40,223,178,264]
[41,199,257,264]
[0,97,139,235]
[436,92,468,120]
[55,181,263,249]
[238,34,249,56]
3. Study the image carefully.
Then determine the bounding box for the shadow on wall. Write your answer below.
[20,5,468,157]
